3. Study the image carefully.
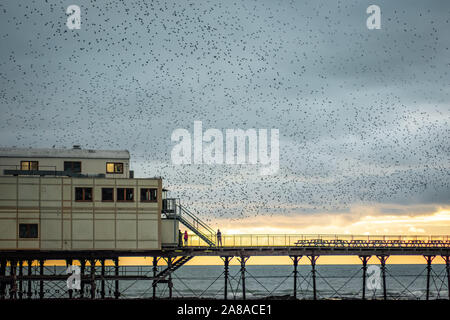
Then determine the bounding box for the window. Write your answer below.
[117,188,134,201]
[64,161,81,173]
[102,188,114,201]
[106,162,124,174]
[141,188,157,202]
[21,161,38,171]
[19,224,38,238]
[75,187,93,201]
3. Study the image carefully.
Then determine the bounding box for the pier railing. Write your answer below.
[185,233,450,247]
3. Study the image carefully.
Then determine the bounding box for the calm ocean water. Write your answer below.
[22,264,448,300]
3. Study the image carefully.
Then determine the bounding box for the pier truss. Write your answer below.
[1,234,449,300]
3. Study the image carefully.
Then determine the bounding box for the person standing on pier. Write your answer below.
[217,229,222,246]
[184,230,188,246]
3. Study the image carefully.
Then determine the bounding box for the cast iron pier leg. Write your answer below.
[221,256,232,300]
[80,259,86,299]
[152,257,159,299]
[359,255,371,300]
[9,259,17,299]
[308,255,319,300]
[0,258,6,299]
[167,257,173,298]
[18,260,23,299]
[424,255,435,300]
[114,258,120,299]
[66,259,73,299]
[39,259,44,299]
[27,260,32,299]
[377,255,389,300]
[238,256,249,300]
[100,259,105,299]
[443,255,450,300]
[290,256,301,299]
[90,259,96,299]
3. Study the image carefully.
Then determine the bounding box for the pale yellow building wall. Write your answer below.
[0,176,162,250]
[161,219,179,246]
[0,157,130,178]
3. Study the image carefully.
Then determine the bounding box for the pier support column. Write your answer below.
[152,257,159,299]
[39,259,44,299]
[377,255,389,300]
[221,256,233,300]
[167,257,173,299]
[9,259,17,299]
[0,258,6,299]
[100,259,105,299]
[66,259,73,299]
[359,255,371,300]
[290,256,302,299]
[424,255,435,301]
[443,256,450,300]
[18,260,23,299]
[238,256,249,300]
[27,260,32,299]
[79,259,86,299]
[307,255,319,300]
[114,258,120,299]
[89,259,96,299]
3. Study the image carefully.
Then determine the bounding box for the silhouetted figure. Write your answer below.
[217,229,222,246]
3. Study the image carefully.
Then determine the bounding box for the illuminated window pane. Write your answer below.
[106,163,115,173]
[20,161,38,171]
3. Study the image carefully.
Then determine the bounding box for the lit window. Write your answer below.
[19,224,38,238]
[21,161,39,171]
[141,188,157,202]
[117,188,134,201]
[106,162,124,174]
[75,187,93,201]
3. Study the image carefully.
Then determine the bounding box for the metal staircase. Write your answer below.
[163,198,216,246]
[156,256,194,279]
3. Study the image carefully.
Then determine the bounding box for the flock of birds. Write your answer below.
[0,1,448,224]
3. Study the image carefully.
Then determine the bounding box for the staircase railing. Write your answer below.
[163,198,216,246]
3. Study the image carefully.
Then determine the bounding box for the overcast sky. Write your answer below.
[0,0,449,231]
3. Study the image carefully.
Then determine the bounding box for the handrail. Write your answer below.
[163,198,216,246]
[184,233,450,247]
[178,204,215,236]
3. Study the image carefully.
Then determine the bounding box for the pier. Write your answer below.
[1,234,449,300]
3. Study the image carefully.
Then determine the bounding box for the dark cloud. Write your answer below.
[0,0,448,220]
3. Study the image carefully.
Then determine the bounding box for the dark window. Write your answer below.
[141,188,157,202]
[102,188,114,201]
[106,162,124,174]
[75,187,93,201]
[64,161,81,173]
[117,188,134,201]
[19,224,38,238]
[21,161,38,171]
